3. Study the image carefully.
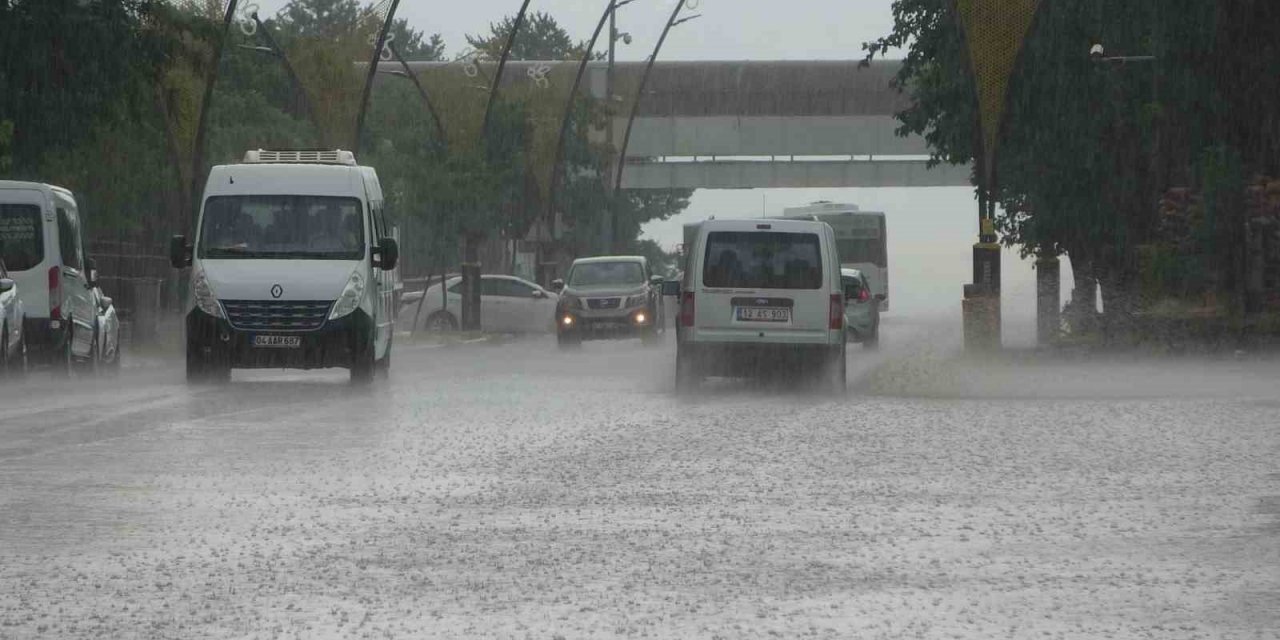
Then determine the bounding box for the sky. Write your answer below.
[251,0,1061,340]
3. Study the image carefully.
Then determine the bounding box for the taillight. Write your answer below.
[858,288,869,302]
[680,292,695,327]
[829,294,843,330]
[48,266,61,320]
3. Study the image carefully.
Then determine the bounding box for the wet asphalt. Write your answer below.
[1,318,1278,639]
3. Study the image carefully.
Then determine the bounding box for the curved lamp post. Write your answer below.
[186,0,241,233]
[613,1,699,193]
[381,41,448,146]
[546,0,638,241]
[599,0,699,251]
[248,13,322,138]
[354,0,402,151]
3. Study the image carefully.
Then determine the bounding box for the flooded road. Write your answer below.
[1,320,1278,638]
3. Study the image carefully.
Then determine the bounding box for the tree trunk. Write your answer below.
[1064,246,1098,334]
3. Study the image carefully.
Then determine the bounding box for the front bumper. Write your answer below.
[187,308,373,370]
[558,306,653,339]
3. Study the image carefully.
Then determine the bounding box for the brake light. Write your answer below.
[48,266,61,320]
[680,292,695,327]
[858,288,870,302]
[829,294,843,330]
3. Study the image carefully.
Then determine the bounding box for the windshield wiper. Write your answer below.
[205,246,272,258]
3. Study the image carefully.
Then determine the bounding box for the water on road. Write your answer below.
[1,318,1277,639]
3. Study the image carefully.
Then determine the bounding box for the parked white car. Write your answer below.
[0,259,27,375]
[406,274,558,333]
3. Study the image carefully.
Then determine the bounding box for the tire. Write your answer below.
[1,320,9,376]
[863,323,880,350]
[423,311,458,332]
[57,318,74,378]
[185,340,206,383]
[827,346,847,393]
[15,320,27,378]
[376,337,392,378]
[557,329,581,349]
[350,335,375,385]
[675,346,700,392]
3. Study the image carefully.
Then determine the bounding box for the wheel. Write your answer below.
[819,348,849,391]
[675,345,701,392]
[16,319,27,377]
[862,323,880,350]
[350,336,376,385]
[1,320,9,375]
[640,324,661,346]
[423,311,458,332]
[57,317,74,378]
[376,337,392,378]
[186,339,228,383]
[556,329,581,349]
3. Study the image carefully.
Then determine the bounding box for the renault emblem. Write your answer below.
[270,284,283,299]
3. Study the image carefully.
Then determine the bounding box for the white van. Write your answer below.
[668,218,847,390]
[0,182,100,371]
[170,150,399,383]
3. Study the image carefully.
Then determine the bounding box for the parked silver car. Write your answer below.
[0,259,27,375]
[842,268,881,349]
[92,285,120,371]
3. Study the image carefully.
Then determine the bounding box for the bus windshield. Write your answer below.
[198,195,365,260]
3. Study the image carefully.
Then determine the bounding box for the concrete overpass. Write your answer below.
[392,59,972,190]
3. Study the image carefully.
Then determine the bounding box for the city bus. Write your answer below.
[780,202,889,310]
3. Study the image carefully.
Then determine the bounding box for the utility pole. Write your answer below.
[601,2,618,255]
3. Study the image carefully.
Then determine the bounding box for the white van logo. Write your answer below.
[270,284,283,299]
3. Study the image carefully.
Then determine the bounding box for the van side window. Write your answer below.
[56,208,83,270]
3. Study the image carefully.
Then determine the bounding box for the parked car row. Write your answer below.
[1,181,121,377]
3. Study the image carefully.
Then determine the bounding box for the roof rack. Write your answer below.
[242,149,357,166]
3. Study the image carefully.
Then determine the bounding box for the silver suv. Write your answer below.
[552,256,665,347]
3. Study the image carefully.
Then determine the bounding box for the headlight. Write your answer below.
[329,270,366,319]
[626,294,647,308]
[192,269,224,318]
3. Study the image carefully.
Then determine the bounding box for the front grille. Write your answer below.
[222,300,333,332]
[587,297,621,310]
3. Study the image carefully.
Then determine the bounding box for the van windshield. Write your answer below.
[198,195,364,260]
[0,203,44,271]
[703,231,823,290]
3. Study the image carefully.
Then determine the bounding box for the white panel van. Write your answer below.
[668,218,846,390]
[0,182,99,372]
[170,150,398,383]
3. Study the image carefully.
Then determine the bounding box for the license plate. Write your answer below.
[253,335,301,348]
[736,307,790,322]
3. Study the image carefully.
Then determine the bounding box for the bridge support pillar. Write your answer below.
[1035,256,1061,346]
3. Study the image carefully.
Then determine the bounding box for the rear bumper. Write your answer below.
[678,341,841,377]
[187,308,372,370]
[22,317,68,354]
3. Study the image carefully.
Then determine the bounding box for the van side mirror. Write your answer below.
[661,280,681,297]
[0,278,13,293]
[376,237,399,270]
[169,235,192,269]
[550,278,565,292]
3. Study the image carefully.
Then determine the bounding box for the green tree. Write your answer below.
[466,11,593,61]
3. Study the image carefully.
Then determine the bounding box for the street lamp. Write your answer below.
[1089,43,1157,65]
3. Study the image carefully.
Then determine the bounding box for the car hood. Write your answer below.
[201,259,360,301]
[563,284,647,298]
